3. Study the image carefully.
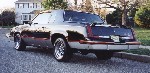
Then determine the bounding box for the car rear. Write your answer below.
[79,25,140,50]
[64,10,140,50]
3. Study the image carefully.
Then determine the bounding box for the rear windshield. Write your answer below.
[64,10,104,24]
[92,27,133,37]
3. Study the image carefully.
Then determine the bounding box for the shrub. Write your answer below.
[106,8,122,25]
[134,5,150,28]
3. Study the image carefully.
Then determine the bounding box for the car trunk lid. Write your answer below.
[86,25,135,43]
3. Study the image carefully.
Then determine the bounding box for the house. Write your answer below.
[15,0,44,24]
[15,0,116,24]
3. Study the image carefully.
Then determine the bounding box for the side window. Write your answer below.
[32,13,51,24]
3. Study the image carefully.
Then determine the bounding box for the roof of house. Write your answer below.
[15,0,43,3]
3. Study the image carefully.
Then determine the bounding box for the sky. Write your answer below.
[0,0,17,9]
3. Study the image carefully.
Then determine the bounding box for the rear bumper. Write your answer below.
[68,41,140,50]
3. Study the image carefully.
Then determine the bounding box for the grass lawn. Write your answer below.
[133,27,150,46]
[124,27,150,56]
[124,48,150,56]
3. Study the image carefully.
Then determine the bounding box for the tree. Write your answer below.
[0,13,2,26]
[83,0,94,13]
[0,8,16,26]
[42,0,68,10]
[74,0,77,10]
[68,0,94,13]
[134,4,150,28]
[106,8,122,25]
[98,0,140,26]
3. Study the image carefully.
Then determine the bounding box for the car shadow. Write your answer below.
[24,47,53,56]
[23,47,125,66]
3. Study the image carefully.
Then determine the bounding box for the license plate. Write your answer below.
[110,35,120,42]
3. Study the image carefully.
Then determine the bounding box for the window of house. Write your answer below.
[33,3,34,8]
[19,4,23,8]
[29,3,33,8]
[38,3,41,8]
[41,3,43,8]
[28,3,29,8]
[21,15,22,20]
[17,4,19,8]
[23,3,24,8]
[36,3,37,8]
[29,15,31,20]
[23,15,28,20]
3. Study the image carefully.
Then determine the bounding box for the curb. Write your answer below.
[113,52,150,63]
[139,45,150,49]
[0,27,11,30]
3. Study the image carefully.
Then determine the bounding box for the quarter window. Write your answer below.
[32,13,51,24]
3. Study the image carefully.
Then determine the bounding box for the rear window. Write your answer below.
[64,10,104,24]
[92,27,133,37]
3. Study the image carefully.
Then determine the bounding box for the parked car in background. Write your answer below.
[10,10,140,62]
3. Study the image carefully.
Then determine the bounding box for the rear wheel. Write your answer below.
[95,51,113,60]
[14,33,26,51]
[53,38,72,62]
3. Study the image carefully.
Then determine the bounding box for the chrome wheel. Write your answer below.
[53,38,73,62]
[54,38,66,60]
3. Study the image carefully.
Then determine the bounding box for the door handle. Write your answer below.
[34,23,38,24]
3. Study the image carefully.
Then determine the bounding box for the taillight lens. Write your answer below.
[131,28,136,40]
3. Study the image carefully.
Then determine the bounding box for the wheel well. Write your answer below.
[51,33,67,45]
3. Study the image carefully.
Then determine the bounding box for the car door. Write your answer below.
[20,23,37,46]
[31,13,53,48]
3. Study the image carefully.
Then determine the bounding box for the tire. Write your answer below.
[95,51,113,60]
[14,33,26,51]
[53,38,72,62]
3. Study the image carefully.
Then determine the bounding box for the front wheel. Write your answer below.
[14,33,26,51]
[53,38,72,62]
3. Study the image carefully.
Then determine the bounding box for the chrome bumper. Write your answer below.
[68,41,140,50]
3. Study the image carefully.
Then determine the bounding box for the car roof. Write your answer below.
[40,9,98,16]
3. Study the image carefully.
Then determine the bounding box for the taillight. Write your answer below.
[86,25,93,37]
[131,28,136,39]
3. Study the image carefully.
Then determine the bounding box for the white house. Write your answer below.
[15,0,116,24]
[15,0,44,24]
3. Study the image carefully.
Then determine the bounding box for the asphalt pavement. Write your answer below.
[0,28,150,73]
